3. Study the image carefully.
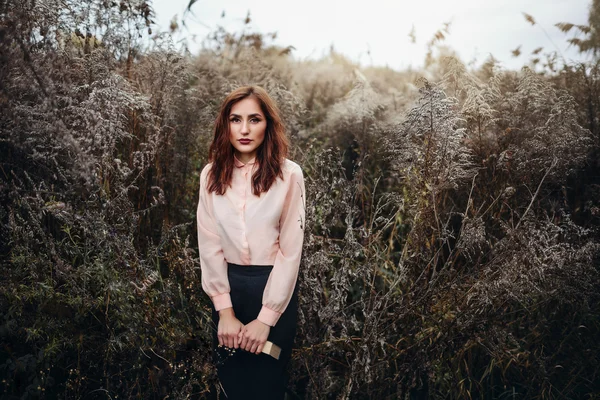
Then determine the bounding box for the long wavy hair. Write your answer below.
[207,86,289,196]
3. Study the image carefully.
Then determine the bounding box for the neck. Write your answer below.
[235,152,255,164]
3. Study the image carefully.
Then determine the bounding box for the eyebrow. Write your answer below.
[229,113,263,118]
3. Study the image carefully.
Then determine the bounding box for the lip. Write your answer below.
[238,139,252,144]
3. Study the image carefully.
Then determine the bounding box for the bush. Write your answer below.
[1,0,599,398]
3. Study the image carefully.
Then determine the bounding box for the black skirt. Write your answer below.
[211,262,298,400]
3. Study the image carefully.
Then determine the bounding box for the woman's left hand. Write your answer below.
[238,319,270,354]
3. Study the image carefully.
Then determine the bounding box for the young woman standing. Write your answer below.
[196,86,305,399]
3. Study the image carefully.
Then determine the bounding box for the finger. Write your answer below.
[256,343,264,355]
[222,333,229,349]
[243,337,251,352]
[240,333,248,351]
[234,329,242,349]
[244,336,254,352]
[250,341,258,354]
[217,333,223,347]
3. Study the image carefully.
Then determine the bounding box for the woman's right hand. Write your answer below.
[217,307,244,348]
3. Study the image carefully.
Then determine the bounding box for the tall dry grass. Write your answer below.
[1,1,599,399]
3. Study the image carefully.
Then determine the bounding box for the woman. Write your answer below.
[196,85,305,399]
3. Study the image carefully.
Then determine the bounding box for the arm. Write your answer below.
[197,164,231,310]
[240,164,306,354]
[197,164,243,348]
[259,164,306,326]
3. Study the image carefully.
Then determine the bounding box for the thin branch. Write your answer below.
[515,157,557,231]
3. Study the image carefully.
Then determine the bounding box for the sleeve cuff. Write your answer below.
[257,305,282,327]
[211,292,232,311]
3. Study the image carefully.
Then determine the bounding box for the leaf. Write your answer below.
[523,12,536,26]
[555,22,574,33]
[576,24,591,34]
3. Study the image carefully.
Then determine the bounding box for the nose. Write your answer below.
[240,120,249,135]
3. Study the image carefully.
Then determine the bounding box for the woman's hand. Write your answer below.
[239,319,271,354]
[218,308,244,348]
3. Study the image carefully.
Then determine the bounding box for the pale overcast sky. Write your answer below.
[151,0,593,71]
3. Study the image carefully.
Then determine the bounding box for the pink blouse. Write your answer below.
[196,155,306,326]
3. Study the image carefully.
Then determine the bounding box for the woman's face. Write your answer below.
[228,96,267,164]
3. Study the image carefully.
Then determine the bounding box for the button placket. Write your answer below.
[241,165,249,254]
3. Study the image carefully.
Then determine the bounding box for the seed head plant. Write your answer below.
[1,1,600,399]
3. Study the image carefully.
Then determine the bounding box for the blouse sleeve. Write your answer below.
[197,164,232,311]
[257,164,306,326]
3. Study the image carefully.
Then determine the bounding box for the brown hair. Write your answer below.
[207,85,289,196]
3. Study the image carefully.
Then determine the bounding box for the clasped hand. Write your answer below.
[218,308,270,355]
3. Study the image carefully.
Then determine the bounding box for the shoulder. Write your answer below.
[200,162,214,187]
[282,158,303,178]
[201,162,213,176]
[281,159,304,192]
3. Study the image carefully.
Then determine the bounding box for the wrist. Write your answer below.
[218,307,235,318]
[257,305,281,327]
[256,319,270,327]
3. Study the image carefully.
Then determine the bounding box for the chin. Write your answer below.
[235,147,257,156]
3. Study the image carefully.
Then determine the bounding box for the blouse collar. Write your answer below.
[234,154,256,168]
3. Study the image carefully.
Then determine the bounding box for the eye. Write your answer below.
[250,117,261,123]
[229,117,240,123]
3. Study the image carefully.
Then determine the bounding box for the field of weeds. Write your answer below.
[1,1,599,398]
